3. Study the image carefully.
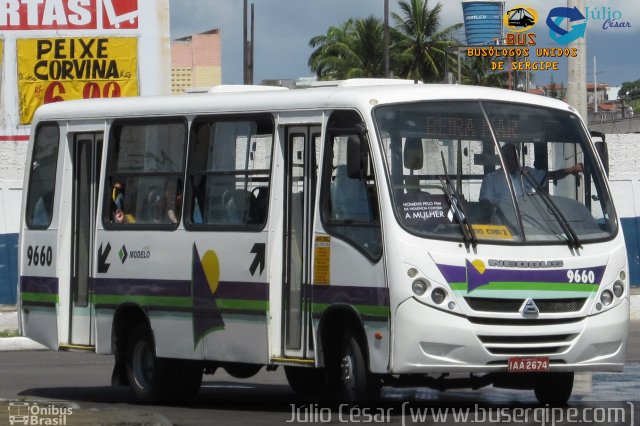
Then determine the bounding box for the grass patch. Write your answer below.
[0,329,19,338]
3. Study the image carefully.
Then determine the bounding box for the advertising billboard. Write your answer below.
[17,37,139,124]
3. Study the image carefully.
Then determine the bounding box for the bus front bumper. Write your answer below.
[391,298,629,374]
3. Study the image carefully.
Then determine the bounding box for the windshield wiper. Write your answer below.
[520,169,581,250]
[439,152,477,248]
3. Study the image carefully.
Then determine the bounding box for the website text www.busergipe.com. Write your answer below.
[285,402,635,425]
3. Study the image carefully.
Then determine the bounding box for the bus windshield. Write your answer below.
[374,101,617,245]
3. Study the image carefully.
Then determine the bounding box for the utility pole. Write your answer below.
[593,56,598,113]
[566,0,587,121]
[384,0,389,78]
[243,0,254,85]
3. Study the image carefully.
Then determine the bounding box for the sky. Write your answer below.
[169,0,640,88]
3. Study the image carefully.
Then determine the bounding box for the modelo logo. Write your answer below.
[488,259,564,268]
[129,250,150,260]
[0,0,139,31]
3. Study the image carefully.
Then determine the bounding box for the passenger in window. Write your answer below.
[112,182,125,211]
[114,208,135,224]
[480,143,583,204]
[164,184,182,224]
[147,189,168,224]
[111,181,128,223]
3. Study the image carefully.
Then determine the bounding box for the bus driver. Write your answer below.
[480,143,583,204]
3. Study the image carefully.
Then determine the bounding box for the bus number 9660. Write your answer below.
[26,245,53,267]
[567,269,595,284]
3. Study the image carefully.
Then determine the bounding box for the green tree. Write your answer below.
[392,0,462,82]
[462,56,508,88]
[618,79,640,101]
[618,79,640,113]
[308,16,386,80]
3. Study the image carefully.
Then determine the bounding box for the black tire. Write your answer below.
[284,366,328,395]
[338,331,380,402]
[125,324,173,402]
[534,372,574,405]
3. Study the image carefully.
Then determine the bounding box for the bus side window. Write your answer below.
[186,115,273,229]
[321,111,382,260]
[26,123,60,229]
[105,118,187,227]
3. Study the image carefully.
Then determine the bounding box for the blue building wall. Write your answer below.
[0,233,18,304]
[621,218,640,286]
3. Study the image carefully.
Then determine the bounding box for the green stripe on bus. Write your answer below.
[216,299,268,311]
[91,295,268,312]
[448,282,598,293]
[21,292,58,303]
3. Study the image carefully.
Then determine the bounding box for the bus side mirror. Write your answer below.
[590,130,609,177]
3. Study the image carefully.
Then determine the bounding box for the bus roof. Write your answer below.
[32,82,575,123]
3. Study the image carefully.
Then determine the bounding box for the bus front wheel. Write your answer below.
[125,324,173,402]
[337,331,380,401]
[534,372,574,404]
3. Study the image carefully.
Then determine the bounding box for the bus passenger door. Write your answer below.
[282,126,321,359]
[69,133,103,347]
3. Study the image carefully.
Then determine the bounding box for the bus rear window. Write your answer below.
[26,123,59,229]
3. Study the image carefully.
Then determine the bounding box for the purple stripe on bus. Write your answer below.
[214,281,269,301]
[437,263,606,292]
[311,285,389,306]
[91,278,269,300]
[92,278,191,297]
[20,276,59,294]
[437,264,467,283]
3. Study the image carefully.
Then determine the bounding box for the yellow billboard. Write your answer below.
[17,37,138,124]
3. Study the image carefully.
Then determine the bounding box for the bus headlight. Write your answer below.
[613,281,624,298]
[431,288,447,305]
[412,279,428,296]
[600,290,613,306]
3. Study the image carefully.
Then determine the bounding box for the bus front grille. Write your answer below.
[477,333,578,355]
[464,297,587,313]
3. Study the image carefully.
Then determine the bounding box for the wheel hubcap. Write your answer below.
[340,354,353,385]
[132,340,153,390]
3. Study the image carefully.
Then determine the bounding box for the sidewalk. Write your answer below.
[2,294,640,351]
[0,306,47,351]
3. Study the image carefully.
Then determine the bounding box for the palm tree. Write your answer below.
[392,0,462,82]
[463,56,508,88]
[308,16,386,80]
[308,20,354,80]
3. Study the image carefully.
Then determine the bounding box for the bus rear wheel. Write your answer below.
[337,331,380,402]
[125,324,173,402]
[533,372,574,405]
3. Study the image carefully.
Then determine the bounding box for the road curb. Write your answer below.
[0,336,48,351]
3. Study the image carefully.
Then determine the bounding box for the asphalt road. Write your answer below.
[0,320,638,426]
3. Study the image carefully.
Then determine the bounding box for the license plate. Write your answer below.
[508,356,549,372]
